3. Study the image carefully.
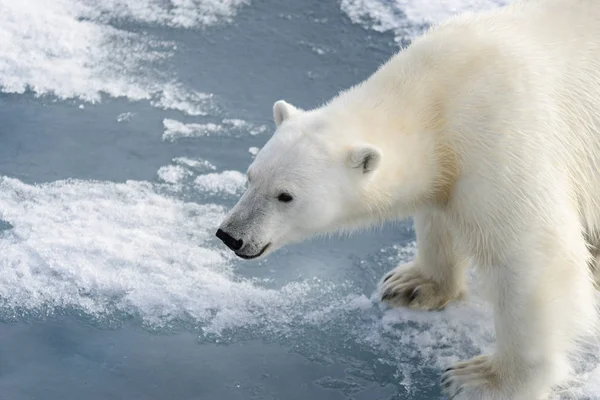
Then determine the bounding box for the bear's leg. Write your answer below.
[442,225,596,399]
[380,209,468,310]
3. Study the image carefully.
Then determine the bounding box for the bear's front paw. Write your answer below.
[441,355,497,399]
[443,352,562,400]
[380,263,461,310]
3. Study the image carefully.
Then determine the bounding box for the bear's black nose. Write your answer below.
[216,229,244,251]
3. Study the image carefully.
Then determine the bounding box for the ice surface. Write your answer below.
[249,147,260,157]
[173,157,217,172]
[163,119,225,140]
[194,171,247,196]
[0,171,359,339]
[341,0,510,42]
[116,112,136,122]
[81,0,249,28]
[162,118,269,141]
[0,1,230,114]
[157,165,191,184]
[0,174,315,331]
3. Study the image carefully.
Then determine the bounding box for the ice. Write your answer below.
[249,147,260,158]
[157,158,226,192]
[163,119,224,140]
[195,171,247,196]
[162,118,270,141]
[0,177,224,320]
[172,157,217,172]
[117,112,136,122]
[157,165,191,184]
[150,85,213,116]
[340,0,510,42]
[0,0,233,114]
[0,175,332,331]
[81,0,250,28]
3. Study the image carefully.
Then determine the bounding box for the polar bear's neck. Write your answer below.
[323,45,461,219]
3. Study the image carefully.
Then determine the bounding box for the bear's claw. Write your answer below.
[380,290,396,301]
[441,355,497,399]
[382,272,394,283]
[408,287,420,302]
[379,264,461,311]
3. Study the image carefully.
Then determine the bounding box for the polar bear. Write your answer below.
[216,0,600,398]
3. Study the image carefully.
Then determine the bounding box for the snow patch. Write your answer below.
[162,118,269,141]
[340,0,509,42]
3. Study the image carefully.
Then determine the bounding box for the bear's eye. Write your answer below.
[277,192,293,203]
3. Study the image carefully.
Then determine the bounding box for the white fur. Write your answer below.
[217,0,600,398]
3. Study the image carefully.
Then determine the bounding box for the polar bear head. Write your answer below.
[215,100,383,259]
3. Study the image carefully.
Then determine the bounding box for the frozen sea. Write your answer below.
[0,1,599,399]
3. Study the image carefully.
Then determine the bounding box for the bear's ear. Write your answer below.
[347,144,382,174]
[273,100,301,127]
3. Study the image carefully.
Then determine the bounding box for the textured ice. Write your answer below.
[0,174,322,330]
[163,119,224,140]
[340,0,510,42]
[249,147,260,157]
[81,0,249,28]
[0,176,226,322]
[157,158,224,192]
[195,171,247,196]
[163,118,269,141]
[157,165,191,184]
[117,112,136,122]
[0,165,372,360]
[172,157,217,172]
[0,1,226,114]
